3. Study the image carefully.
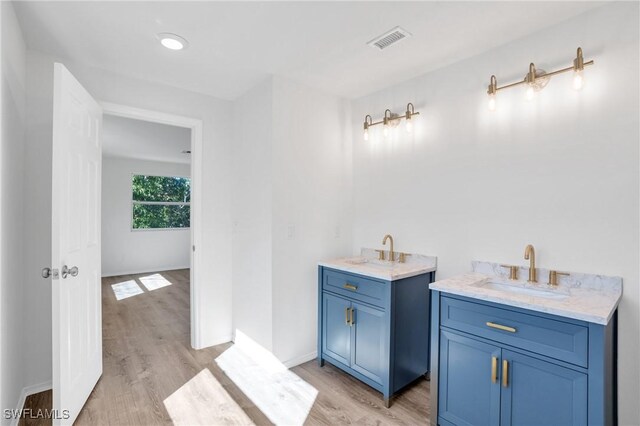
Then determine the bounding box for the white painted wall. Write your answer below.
[231,78,274,351]
[0,1,26,419]
[23,50,234,388]
[271,76,352,365]
[231,77,352,365]
[101,157,191,277]
[350,3,639,423]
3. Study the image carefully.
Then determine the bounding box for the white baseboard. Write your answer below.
[283,351,317,369]
[10,381,53,426]
[102,265,190,278]
[194,334,233,351]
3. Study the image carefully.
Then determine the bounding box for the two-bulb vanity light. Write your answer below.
[487,47,593,111]
[363,103,420,140]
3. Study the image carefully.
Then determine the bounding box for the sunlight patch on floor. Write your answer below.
[164,369,254,426]
[111,280,144,300]
[215,330,318,426]
[139,273,172,291]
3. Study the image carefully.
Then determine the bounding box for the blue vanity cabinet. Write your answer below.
[500,349,588,426]
[318,266,435,406]
[431,292,617,426]
[438,330,501,426]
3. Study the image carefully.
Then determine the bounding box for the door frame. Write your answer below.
[100,102,205,349]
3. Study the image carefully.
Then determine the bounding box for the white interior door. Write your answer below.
[51,63,102,425]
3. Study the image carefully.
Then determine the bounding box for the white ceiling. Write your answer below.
[14,1,604,100]
[102,115,191,164]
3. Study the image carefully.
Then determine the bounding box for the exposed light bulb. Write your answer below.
[383,124,389,137]
[488,94,496,111]
[573,70,584,90]
[525,85,535,101]
[363,128,369,141]
[405,118,413,133]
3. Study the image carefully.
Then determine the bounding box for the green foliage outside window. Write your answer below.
[132,175,190,229]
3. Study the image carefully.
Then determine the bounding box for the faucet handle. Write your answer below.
[398,252,407,263]
[500,264,519,280]
[548,270,570,286]
[375,249,386,261]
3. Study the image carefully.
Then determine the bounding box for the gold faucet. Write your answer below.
[382,234,395,262]
[524,244,537,283]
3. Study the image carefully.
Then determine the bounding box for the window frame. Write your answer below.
[130,172,191,232]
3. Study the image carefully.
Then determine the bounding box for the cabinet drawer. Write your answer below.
[440,296,588,367]
[322,269,387,308]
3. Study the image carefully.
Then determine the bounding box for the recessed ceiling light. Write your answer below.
[157,33,188,51]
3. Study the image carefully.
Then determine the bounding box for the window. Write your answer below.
[132,175,190,230]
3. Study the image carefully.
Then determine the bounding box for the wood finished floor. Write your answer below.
[20,269,430,425]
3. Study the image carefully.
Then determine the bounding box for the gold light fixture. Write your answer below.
[487,47,594,110]
[362,103,420,140]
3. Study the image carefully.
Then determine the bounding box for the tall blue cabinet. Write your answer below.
[318,266,435,406]
[431,292,617,426]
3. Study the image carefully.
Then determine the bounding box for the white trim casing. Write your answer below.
[100,102,204,350]
[10,381,53,426]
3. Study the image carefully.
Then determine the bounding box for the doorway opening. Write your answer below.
[100,103,204,349]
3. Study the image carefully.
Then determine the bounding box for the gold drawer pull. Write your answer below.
[345,307,350,325]
[491,356,498,383]
[486,322,516,333]
[344,283,358,291]
[502,360,509,388]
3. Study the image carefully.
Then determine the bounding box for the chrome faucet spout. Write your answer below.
[382,234,395,262]
[524,244,537,283]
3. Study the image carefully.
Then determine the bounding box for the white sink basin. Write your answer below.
[343,258,395,268]
[474,280,569,300]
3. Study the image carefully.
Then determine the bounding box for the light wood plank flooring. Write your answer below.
[20,269,430,425]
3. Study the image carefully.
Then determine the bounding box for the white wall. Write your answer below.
[350,3,639,423]
[23,50,234,388]
[231,76,352,365]
[231,78,274,351]
[101,157,191,277]
[0,1,26,418]
[271,76,352,365]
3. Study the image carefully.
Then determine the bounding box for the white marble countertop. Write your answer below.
[319,248,437,281]
[429,261,622,325]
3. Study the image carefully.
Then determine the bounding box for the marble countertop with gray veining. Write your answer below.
[429,261,622,324]
[319,248,437,281]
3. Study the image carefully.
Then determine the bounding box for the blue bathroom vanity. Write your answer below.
[317,250,437,406]
[429,262,622,426]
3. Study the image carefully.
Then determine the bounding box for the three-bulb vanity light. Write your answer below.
[487,47,593,111]
[363,103,420,140]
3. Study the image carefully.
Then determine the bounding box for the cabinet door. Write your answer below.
[439,330,501,426]
[350,302,386,385]
[322,293,351,365]
[500,350,587,426]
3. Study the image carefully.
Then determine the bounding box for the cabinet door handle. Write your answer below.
[502,360,509,388]
[486,322,516,333]
[350,308,355,326]
[491,356,498,383]
[345,307,350,325]
[344,283,358,291]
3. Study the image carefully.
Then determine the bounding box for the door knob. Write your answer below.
[61,265,79,279]
[42,267,59,279]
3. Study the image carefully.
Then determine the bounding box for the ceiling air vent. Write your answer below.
[367,26,412,50]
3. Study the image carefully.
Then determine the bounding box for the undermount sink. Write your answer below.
[473,280,569,300]
[344,257,396,268]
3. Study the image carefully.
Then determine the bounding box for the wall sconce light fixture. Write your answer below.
[363,103,420,140]
[487,47,593,110]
